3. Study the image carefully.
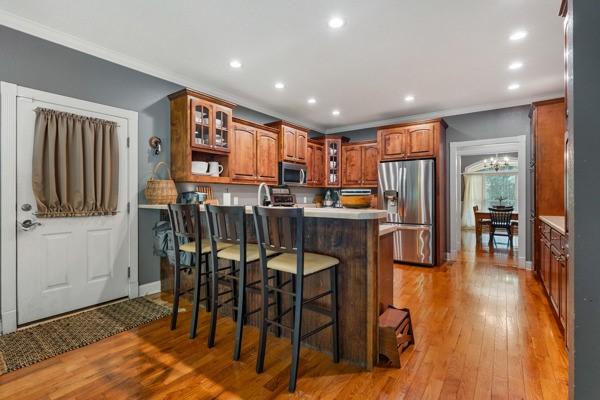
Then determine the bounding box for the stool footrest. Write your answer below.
[265,319,293,332]
[303,290,333,305]
[300,321,334,341]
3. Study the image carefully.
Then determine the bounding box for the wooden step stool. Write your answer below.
[378,306,415,368]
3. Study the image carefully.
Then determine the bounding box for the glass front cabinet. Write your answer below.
[187,91,234,154]
[323,136,349,187]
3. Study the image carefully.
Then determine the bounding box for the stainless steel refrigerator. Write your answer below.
[378,159,435,266]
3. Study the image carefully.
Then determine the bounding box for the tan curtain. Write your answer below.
[32,108,119,217]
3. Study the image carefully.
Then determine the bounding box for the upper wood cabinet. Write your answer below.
[231,123,257,181]
[169,88,236,183]
[320,136,349,187]
[341,141,379,187]
[406,124,435,157]
[256,129,279,182]
[296,130,307,162]
[265,120,310,164]
[306,140,325,186]
[377,120,446,161]
[362,143,380,186]
[172,89,234,154]
[379,128,407,160]
[341,145,362,186]
[231,118,279,184]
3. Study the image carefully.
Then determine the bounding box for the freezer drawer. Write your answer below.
[392,224,433,265]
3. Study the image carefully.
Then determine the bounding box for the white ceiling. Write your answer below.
[0,0,564,132]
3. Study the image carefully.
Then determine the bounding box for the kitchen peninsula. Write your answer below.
[141,204,388,369]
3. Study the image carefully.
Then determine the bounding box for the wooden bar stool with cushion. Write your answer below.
[204,205,280,361]
[252,206,340,393]
[167,204,231,339]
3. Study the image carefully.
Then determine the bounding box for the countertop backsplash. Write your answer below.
[175,183,322,205]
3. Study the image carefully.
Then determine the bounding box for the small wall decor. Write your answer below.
[149,136,162,156]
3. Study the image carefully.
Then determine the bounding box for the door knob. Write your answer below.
[18,219,42,231]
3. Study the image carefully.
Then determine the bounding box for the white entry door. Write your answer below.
[16,92,131,325]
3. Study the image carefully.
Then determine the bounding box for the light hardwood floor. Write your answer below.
[0,239,567,399]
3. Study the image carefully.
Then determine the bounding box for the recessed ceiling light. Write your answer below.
[509,30,528,41]
[508,61,523,70]
[332,109,340,116]
[229,59,242,69]
[328,17,345,29]
[307,97,317,104]
[274,82,285,89]
[404,95,415,102]
[508,83,520,90]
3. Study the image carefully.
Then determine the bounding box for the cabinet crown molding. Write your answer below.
[377,118,447,131]
[265,120,311,133]
[232,117,279,133]
[168,88,236,109]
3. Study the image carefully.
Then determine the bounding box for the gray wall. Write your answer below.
[336,106,533,259]
[0,25,310,285]
[568,1,600,397]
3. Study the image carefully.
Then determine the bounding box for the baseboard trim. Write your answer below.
[446,250,458,261]
[525,260,533,270]
[138,281,161,296]
[1,309,17,335]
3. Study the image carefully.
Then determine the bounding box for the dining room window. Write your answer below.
[461,157,518,228]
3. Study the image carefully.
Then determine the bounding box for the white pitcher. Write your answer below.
[208,161,224,176]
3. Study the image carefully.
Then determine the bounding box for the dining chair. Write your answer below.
[488,207,514,247]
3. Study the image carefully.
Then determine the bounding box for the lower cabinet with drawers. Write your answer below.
[538,217,568,346]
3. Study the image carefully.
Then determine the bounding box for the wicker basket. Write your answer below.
[145,162,178,204]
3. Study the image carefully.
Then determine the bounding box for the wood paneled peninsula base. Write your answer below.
[140,204,387,369]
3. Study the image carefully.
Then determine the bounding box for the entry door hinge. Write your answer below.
[127,137,130,148]
[127,202,130,214]
[128,266,131,278]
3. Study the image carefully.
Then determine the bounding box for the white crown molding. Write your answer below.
[0,10,562,135]
[0,10,326,132]
[324,93,563,134]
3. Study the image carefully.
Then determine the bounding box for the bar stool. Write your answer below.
[167,204,231,339]
[252,206,340,392]
[204,205,280,361]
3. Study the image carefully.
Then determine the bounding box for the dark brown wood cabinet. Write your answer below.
[362,144,379,186]
[378,121,441,161]
[531,99,566,270]
[265,120,310,164]
[538,218,568,342]
[231,123,257,181]
[169,88,236,183]
[230,117,279,184]
[406,124,435,157]
[341,141,379,187]
[256,129,279,182]
[379,128,407,160]
[306,140,325,186]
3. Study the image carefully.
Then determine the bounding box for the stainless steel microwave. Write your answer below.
[279,161,307,186]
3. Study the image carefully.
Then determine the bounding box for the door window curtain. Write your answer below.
[32,108,119,217]
[461,174,483,228]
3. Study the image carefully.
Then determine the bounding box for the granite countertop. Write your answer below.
[139,204,387,220]
[539,215,566,235]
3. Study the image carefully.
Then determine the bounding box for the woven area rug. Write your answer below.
[0,297,170,375]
